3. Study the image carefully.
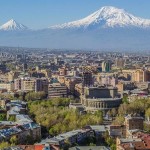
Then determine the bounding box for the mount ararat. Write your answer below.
[0,6,150,50]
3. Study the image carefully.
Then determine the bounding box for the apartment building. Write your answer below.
[48,82,67,98]
[14,77,48,93]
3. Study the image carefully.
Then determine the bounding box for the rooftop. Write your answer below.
[16,114,33,125]
[69,146,110,150]
[125,114,144,120]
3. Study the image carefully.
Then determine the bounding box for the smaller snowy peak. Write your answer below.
[0,19,28,31]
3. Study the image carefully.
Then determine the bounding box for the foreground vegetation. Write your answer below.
[28,98,103,136]
[109,97,150,128]
[0,135,18,149]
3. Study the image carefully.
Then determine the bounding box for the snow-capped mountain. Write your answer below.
[0,19,28,31]
[50,6,150,29]
[0,6,150,50]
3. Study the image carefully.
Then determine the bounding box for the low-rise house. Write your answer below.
[116,132,150,150]
[6,100,27,110]
[116,138,143,150]
[39,129,94,149]
[0,121,16,129]
[22,122,41,142]
[0,122,41,144]
[108,125,126,138]
[69,146,110,150]
[124,115,144,138]
[16,114,33,125]
[6,100,27,120]
[84,125,107,137]
[7,106,26,120]
[128,94,150,102]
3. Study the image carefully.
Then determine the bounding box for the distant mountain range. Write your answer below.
[0,6,150,50]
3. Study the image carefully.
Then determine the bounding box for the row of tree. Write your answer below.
[0,91,47,101]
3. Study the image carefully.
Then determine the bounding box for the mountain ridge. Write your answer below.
[1,6,150,31]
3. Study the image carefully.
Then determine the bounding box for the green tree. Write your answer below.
[28,99,103,136]
[25,91,46,101]
[89,143,96,146]
[144,122,150,132]
[112,115,124,125]
[8,116,16,122]
[0,141,10,149]
[122,95,128,104]
[118,103,128,116]
[10,135,18,145]
[111,108,117,117]
[111,144,116,150]
[145,108,150,121]
[51,98,70,107]
[0,113,6,121]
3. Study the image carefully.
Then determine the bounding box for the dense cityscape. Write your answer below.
[0,47,149,149]
[1,1,150,149]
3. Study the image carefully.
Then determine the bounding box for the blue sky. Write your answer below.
[0,0,150,29]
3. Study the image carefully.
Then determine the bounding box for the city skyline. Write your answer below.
[0,0,150,29]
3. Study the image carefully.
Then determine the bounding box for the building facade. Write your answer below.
[80,86,122,113]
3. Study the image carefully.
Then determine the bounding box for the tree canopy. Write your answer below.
[28,98,103,136]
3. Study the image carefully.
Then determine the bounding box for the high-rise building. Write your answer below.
[82,71,93,87]
[23,63,28,71]
[102,61,112,72]
[54,57,58,65]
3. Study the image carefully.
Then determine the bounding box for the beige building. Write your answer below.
[132,69,150,82]
[7,71,21,82]
[64,77,82,94]
[22,79,35,91]
[0,82,14,91]
[40,69,51,78]
[59,67,67,76]
[75,83,83,97]
[14,77,48,92]
[58,75,65,84]
[116,81,135,93]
